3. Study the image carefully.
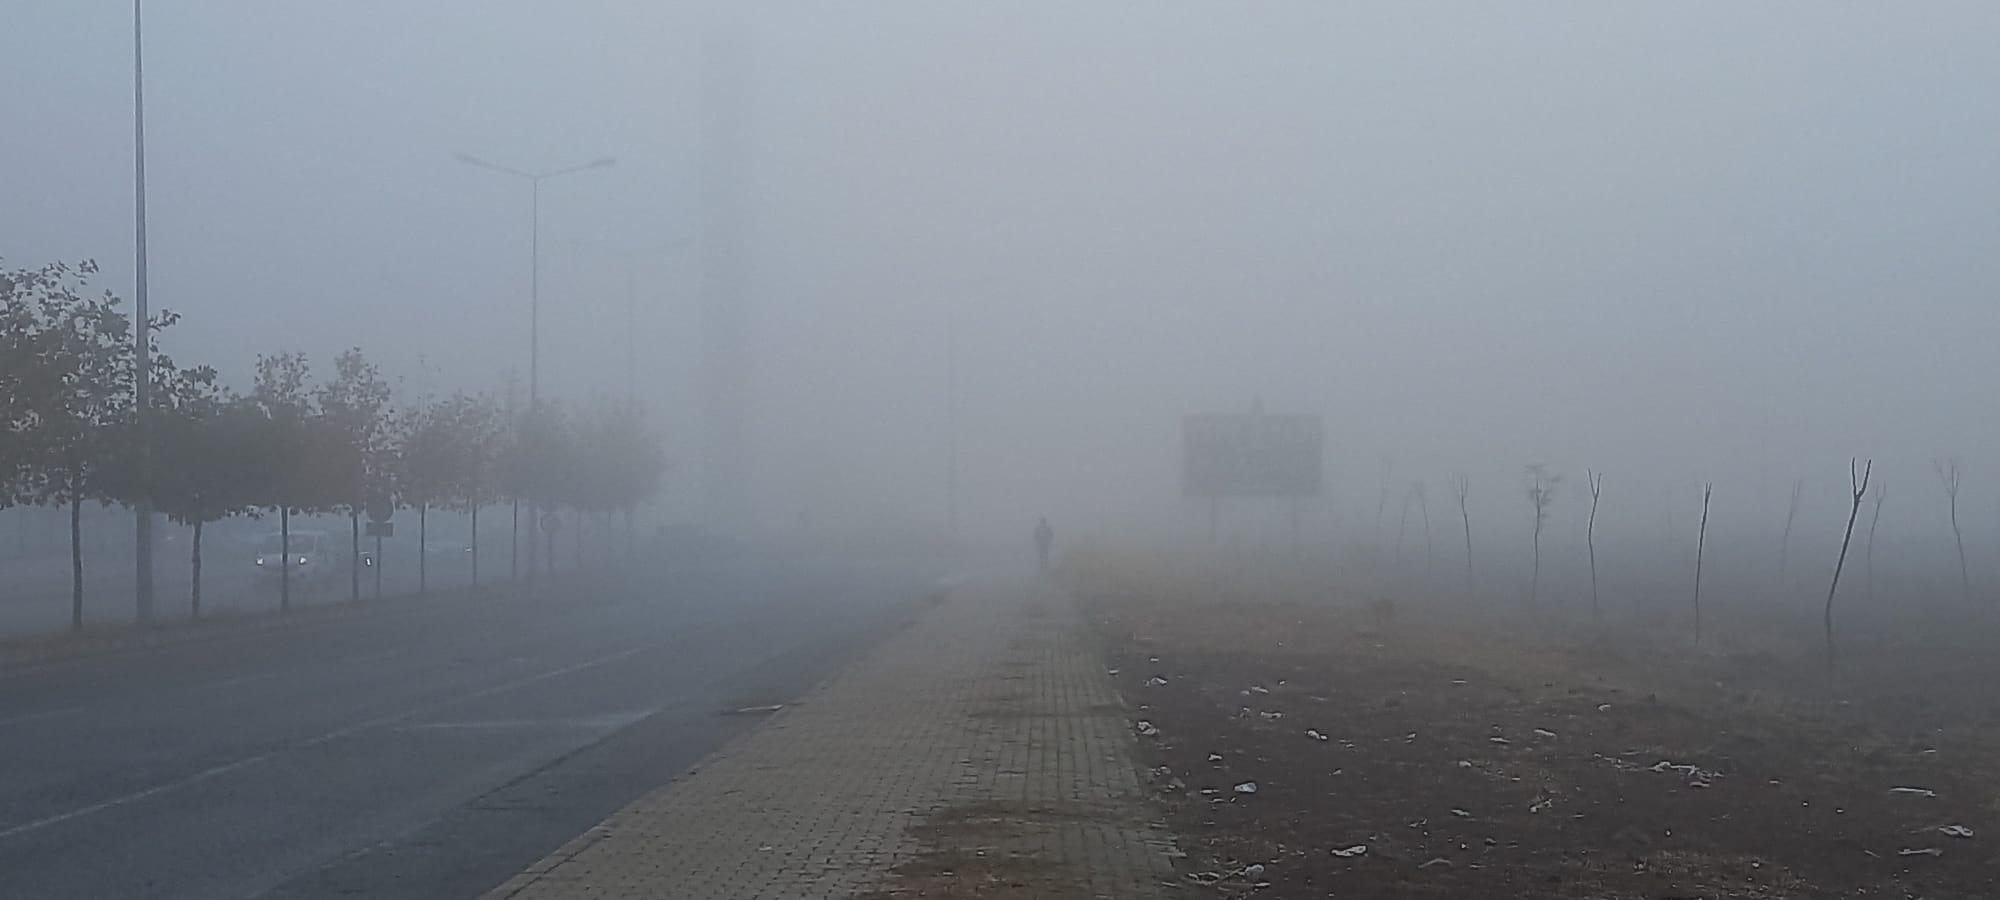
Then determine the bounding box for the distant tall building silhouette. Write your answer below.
[700,21,752,531]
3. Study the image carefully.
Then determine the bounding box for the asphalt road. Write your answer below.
[0,547,950,900]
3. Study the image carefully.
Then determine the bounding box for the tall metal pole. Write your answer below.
[946,303,959,542]
[526,178,541,578]
[132,0,156,623]
[625,264,637,413]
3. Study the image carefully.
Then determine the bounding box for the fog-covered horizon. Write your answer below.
[6,2,1999,549]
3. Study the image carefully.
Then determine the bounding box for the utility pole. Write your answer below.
[132,0,156,623]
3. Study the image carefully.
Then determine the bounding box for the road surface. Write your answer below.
[0,547,948,899]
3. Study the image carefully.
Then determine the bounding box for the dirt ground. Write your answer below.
[1076,559,2000,899]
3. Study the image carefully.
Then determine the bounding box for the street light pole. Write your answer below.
[454,153,613,577]
[566,238,693,415]
[132,0,155,623]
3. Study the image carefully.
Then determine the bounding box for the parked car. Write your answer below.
[253,530,335,585]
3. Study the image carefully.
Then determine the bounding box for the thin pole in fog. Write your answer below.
[1694,482,1712,647]
[131,0,157,624]
[1779,478,1803,586]
[454,152,615,577]
[1865,481,1885,602]
[1586,470,1603,620]
[1453,475,1472,602]
[1933,459,1969,602]
[947,301,959,543]
[1824,458,1872,673]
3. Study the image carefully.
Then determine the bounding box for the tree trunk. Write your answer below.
[470,505,480,586]
[280,506,291,611]
[510,499,519,581]
[1529,523,1542,606]
[1694,485,1712,647]
[350,512,361,603]
[373,532,383,600]
[418,502,428,595]
[575,510,583,571]
[191,520,203,619]
[69,493,82,632]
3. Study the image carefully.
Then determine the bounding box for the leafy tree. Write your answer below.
[147,393,264,617]
[397,391,494,593]
[250,352,320,611]
[8,262,180,630]
[316,348,395,601]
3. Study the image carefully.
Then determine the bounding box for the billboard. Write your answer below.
[1183,411,1323,498]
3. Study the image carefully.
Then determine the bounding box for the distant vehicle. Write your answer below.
[254,530,335,585]
[423,540,475,571]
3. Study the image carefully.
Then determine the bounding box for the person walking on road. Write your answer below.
[1034,517,1054,573]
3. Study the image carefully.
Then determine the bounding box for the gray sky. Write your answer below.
[6,2,1999,548]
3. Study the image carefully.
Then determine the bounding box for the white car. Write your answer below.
[254,530,335,585]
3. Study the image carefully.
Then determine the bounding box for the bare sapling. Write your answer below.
[1372,457,1394,556]
[1935,459,1970,601]
[1414,482,1434,568]
[1395,485,1414,565]
[1454,475,1473,602]
[1824,458,1873,672]
[1524,465,1560,605]
[1586,469,1603,620]
[1694,482,1712,647]
[1865,481,1885,602]
[1778,478,1803,584]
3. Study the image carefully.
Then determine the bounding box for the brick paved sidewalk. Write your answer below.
[483,576,1180,899]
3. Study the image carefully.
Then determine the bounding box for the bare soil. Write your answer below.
[1081,569,2000,899]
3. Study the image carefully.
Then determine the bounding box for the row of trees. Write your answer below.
[3,258,666,629]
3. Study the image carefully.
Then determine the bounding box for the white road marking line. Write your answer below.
[0,707,84,727]
[0,644,651,841]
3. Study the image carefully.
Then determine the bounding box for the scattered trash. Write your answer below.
[1151,765,1174,778]
[1450,679,1467,685]
[1899,847,1943,857]
[728,704,786,715]
[1305,729,1330,741]
[1146,676,1170,687]
[1330,768,1343,776]
[1596,703,1613,712]
[1890,787,1938,798]
[1450,808,1472,818]
[1260,710,1286,720]
[1489,736,1511,745]
[1406,732,1419,741]
[1648,760,1723,787]
[1330,845,1368,858]
[1106,668,1120,676]
[1920,748,1938,756]
[1529,796,1554,814]
[1234,781,1259,794]
[1186,871,1224,886]
[1419,857,1453,869]
[1136,720,1159,737]
[1207,752,1224,762]
[1250,685,1271,694]
[1533,728,1558,739]
[1456,760,1474,768]
[1940,825,1974,839]
[1240,863,1266,879]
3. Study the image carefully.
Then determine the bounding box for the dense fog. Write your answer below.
[6,2,1998,576]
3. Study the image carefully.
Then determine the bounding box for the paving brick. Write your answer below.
[482,577,1178,899]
